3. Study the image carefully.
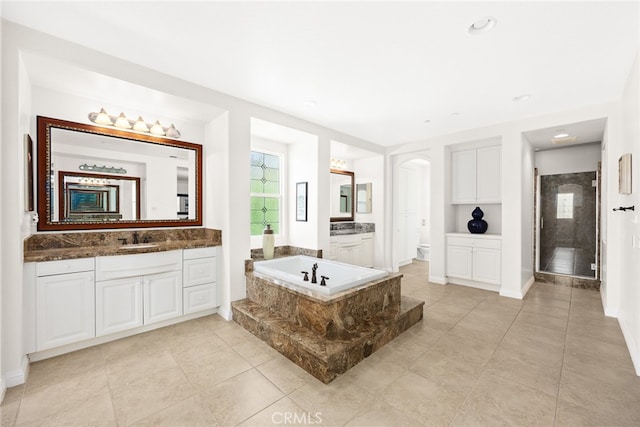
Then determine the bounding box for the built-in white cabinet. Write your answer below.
[451,145,501,204]
[183,247,218,314]
[25,246,220,356]
[95,250,183,335]
[446,234,501,287]
[329,233,374,268]
[35,258,95,351]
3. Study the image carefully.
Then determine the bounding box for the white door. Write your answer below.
[36,271,95,351]
[96,277,143,336]
[446,245,473,279]
[473,248,501,284]
[144,271,183,325]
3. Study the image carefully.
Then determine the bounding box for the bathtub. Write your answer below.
[253,255,389,296]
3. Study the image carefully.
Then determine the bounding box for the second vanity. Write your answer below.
[23,228,221,360]
[328,222,375,268]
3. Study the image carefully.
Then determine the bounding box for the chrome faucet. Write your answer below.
[132,231,139,244]
[311,263,318,284]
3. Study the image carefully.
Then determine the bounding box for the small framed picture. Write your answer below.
[296,182,308,222]
[619,153,632,195]
[24,134,34,212]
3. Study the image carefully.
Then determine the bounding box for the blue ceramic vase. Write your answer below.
[467,206,488,234]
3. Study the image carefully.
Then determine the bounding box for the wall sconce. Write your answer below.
[79,163,127,174]
[330,157,347,170]
[88,108,181,138]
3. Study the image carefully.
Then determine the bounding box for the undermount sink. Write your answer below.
[118,243,158,250]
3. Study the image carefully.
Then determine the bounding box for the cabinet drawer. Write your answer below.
[183,257,217,288]
[36,258,94,277]
[96,250,182,281]
[183,283,217,314]
[183,246,217,260]
[448,236,501,250]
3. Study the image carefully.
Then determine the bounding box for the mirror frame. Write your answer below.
[330,169,355,222]
[37,116,203,231]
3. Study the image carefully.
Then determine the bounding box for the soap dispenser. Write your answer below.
[263,224,275,260]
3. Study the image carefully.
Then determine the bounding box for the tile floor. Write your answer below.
[541,247,595,278]
[2,261,639,426]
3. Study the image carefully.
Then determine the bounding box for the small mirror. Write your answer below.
[330,169,354,222]
[356,183,372,213]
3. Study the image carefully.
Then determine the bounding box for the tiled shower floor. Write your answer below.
[2,261,638,426]
[542,246,595,278]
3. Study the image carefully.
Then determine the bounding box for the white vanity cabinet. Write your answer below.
[34,258,95,351]
[329,233,374,268]
[451,145,501,204]
[183,247,218,314]
[95,250,183,336]
[446,234,501,287]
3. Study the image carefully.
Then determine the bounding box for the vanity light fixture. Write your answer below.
[79,163,127,174]
[88,108,181,138]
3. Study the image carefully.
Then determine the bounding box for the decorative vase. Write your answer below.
[467,206,488,234]
[262,224,275,259]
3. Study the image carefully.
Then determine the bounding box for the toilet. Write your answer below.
[416,226,430,261]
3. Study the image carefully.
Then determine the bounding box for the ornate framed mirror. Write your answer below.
[37,116,202,231]
[330,169,355,222]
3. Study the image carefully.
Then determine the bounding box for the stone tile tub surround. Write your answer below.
[233,262,424,383]
[23,228,221,262]
[330,222,375,235]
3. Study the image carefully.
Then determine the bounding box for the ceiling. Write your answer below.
[523,118,607,151]
[2,2,639,147]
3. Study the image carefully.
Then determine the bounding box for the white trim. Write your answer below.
[0,377,6,403]
[448,277,501,293]
[218,303,232,321]
[429,275,447,285]
[618,316,640,376]
[601,288,619,317]
[500,288,524,299]
[521,275,535,297]
[29,309,218,362]
[4,355,29,387]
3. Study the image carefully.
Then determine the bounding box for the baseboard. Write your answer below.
[0,377,6,403]
[218,304,232,321]
[617,315,640,376]
[448,277,500,293]
[499,288,523,299]
[521,276,535,297]
[601,289,619,317]
[4,355,29,387]
[429,275,447,285]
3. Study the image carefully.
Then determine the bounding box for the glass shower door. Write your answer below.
[539,172,597,278]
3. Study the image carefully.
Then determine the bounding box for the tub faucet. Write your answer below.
[311,263,318,284]
[320,276,329,286]
[301,271,309,281]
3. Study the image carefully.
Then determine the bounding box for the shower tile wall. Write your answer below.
[540,172,597,278]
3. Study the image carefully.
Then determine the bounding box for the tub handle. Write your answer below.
[320,276,329,286]
[301,271,309,281]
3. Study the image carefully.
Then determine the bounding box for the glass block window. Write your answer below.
[557,193,574,219]
[250,151,281,236]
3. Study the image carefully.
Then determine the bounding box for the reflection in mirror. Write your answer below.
[330,169,354,222]
[356,183,372,213]
[37,116,202,231]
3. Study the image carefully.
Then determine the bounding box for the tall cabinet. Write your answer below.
[451,145,501,204]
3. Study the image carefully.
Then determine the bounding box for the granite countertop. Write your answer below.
[329,222,375,236]
[24,228,221,262]
[330,229,373,236]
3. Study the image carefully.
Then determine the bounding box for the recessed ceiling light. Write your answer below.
[303,100,317,108]
[450,112,460,117]
[553,129,570,139]
[513,94,532,102]
[424,119,431,123]
[468,16,497,35]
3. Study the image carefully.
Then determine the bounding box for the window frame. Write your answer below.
[249,148,286,247]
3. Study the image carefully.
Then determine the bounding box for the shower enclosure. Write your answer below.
[539,172,597,278]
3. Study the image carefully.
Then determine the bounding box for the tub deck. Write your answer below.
[232,268,424,383]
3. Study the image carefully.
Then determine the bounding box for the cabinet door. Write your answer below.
[144,271,183,325]
[446,245,473,279]
[451,149,477,203]
[476,146,501,202]
[36,271,95,351]
[361,236,374,268]
[96,277,143,336]
[329,240,338,261]
[472,248,501,284]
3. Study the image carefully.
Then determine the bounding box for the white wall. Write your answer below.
[288,138,320,250]
[0,14,5,402]
[521,136,535,291]
[535,143,601,175]
[613,51,640,375]
[454,204,501,234]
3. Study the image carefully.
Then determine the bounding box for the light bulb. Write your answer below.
[94,108,113,125]
[133,116,149,132]
[114,112,131,129]
[150,120,165,136]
